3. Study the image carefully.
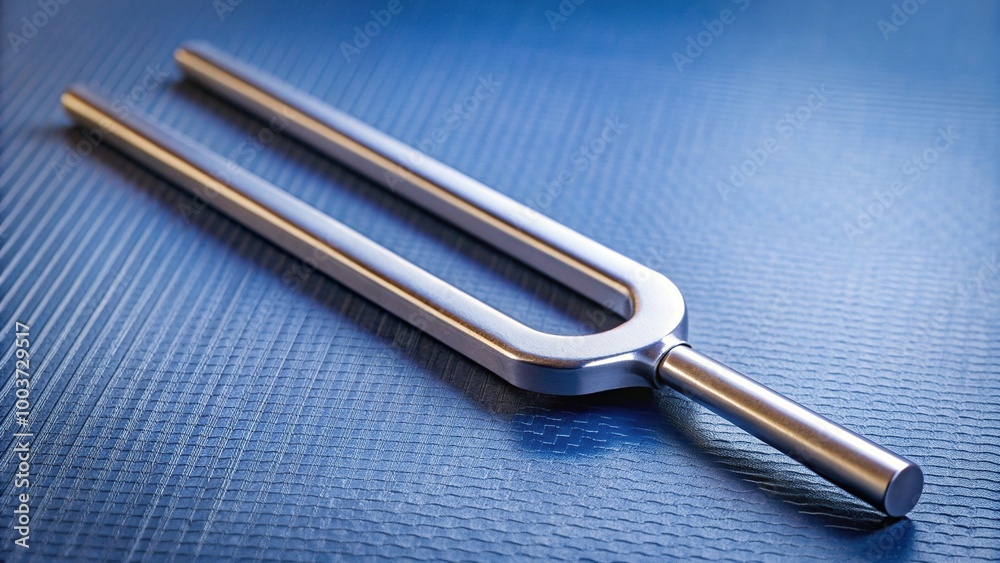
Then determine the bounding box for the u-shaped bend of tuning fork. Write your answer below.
[59,42,923,517]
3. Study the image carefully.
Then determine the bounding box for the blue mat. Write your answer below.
[1,1,998,560]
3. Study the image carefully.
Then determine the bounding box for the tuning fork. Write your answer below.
[60,41,922,516]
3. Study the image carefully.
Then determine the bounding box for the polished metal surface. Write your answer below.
[60,42,922,516]
[658,346,923,517]
[61,84,688,397]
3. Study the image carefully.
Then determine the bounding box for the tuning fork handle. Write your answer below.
[659,346,922,516]
[59,41,923,516]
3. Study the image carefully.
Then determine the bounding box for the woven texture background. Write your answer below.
[1,1,998,560]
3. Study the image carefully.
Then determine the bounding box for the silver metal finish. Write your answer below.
[59,41,922,516]
[659,346,923,517]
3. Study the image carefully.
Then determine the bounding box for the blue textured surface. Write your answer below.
[1,0,998,560]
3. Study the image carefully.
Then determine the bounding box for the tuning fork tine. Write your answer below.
[59,42,922,516]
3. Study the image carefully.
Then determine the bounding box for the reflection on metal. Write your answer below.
[60,42,922,516]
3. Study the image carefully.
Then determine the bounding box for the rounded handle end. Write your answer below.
[658,345,923,516]
[883,461,923,517]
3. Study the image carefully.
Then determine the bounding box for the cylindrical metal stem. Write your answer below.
[657,345,923,516]
[62,40,924,516]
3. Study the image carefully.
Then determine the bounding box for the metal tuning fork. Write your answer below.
[61,41,923,516]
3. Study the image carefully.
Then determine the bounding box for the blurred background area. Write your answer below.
[1,1,998,560]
